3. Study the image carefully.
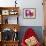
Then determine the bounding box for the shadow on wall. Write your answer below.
[18,26,43,44]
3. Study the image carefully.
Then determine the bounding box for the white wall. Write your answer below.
[0,0,44,26]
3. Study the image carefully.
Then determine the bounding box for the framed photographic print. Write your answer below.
[9,10,18,15]
[23,8,36,19]
[2,10,9,15]
[9,10,15,15]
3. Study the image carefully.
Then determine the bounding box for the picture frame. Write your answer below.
[9,10,18,15]
[2,10,9,15]
[23,8,36,19]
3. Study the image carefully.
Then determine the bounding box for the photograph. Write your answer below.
[23,8,36,19]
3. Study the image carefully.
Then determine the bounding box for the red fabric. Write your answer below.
[21,28,41,46]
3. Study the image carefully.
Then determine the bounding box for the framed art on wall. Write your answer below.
[9,10,18,15]
[2,10,9,15]
[23,8,36,19]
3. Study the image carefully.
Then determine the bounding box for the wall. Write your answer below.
[0,0,44,26]
[19,0,44,26]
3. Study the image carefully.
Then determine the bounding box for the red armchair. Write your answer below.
[21,28,41,46]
